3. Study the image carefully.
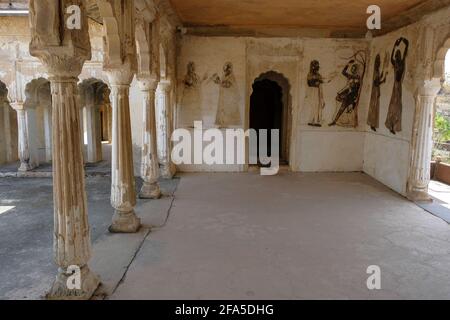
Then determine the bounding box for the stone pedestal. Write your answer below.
[139,79,161,199]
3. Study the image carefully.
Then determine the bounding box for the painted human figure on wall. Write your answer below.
[179,62,204,127]
[385,37,409,135]
[307,60,326,127]
[329,52,366,128]
[212,62,241,127]
[367,54,388,132]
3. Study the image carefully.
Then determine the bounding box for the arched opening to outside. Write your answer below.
[431,49,450,195]
[24,78,52,166]
[250,71,291,165]
[78,78,112,164]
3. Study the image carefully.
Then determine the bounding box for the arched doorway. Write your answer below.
[250,71,291,165]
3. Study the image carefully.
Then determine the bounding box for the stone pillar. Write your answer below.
[43,105,52,162]
[11,102,38,171]
[79,105,87,162]
[157,80,176,179]
[407,79,442,202]
[107,67,141,233]
[138,79,161,199]
[107,103,113,143]
[85,103,102,163]
[28,0,99,299]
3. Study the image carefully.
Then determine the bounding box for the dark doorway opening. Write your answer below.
[250,78,286,165]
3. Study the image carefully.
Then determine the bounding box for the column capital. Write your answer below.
[137,77,159,92]
[158,80,171,92]
[28,0,91,78]
[106,61,135,87]
[10,101,25,111]
[418,78,442,97]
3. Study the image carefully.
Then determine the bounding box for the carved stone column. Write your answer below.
[157,80,176,179]
[85,103,102,163]
[138,79,161,199]
[107,66,141,233]
[11,102,38,171]
[43,105,52,163]
[29,0,99,299]
[407,79,442,202]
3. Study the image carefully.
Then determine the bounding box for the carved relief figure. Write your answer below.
[212,62,241,127]
[179,62,204,127]
[329,51,367,128]
[385,37,409,135]
[367,54,388,131]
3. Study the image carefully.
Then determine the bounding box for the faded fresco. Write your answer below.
[179,62,205,127]
[367,53,389,132]
[329,51,367,128]
[385,37,409,135]
[212,62,241,127]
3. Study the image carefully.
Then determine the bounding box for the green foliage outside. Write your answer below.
[433,113,450,163]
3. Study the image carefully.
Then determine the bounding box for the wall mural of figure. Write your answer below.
[307,60,325,127]
[385,37,409,135]
[179,61,206,127]
[329,51,367,128]
[307,60,334,127]
[212,62,241,127]
[367,53,389,132]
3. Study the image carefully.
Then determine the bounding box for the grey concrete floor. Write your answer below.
[1,172,450,300]
[0,176,179,299]
[110,172,450,300]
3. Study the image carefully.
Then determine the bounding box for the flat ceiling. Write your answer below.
[169,0,426,29]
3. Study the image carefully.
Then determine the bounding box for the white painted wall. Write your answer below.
[176,36,369,173]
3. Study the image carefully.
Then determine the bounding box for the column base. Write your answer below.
[160,164,176,179]
[46,265,100,300]
[109,210,141,233]
[18,162,34,172]
[407,190,433,203]
[139,182,162,199]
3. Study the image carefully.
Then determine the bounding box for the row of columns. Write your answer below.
[10,82,113,170]
[27,0,176,299]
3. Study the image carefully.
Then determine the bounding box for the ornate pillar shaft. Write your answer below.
[28,0,99,299]
[16,107,31,171]
[408,80,441,202]
[43,106,52,162]
[139,80,161,199]
[85,104,102,163]
[49,77,99,298]
[108,70,140,233]
[12,103,36,171]
[157,81,176,179]
[107,103,113,143]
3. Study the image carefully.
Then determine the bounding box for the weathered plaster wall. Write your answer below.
[176,35,369,172]
[362,6,450,196]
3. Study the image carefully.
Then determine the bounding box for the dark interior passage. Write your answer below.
[250,79,285,164]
